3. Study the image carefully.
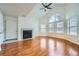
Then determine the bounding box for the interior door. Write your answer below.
[6,17,17,40]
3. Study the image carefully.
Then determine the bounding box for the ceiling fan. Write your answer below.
[41,3,52,12]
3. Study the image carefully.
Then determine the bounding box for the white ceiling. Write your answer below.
[0,3,36,17]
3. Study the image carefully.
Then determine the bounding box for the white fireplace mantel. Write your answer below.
[18,28,33,41]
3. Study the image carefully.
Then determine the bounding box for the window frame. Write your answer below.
[56,21,64,34]
[40,24,47,33]
[48,15,55,33]
[48,22,55,33]
[48,13,64,34]
[67,16,78,36]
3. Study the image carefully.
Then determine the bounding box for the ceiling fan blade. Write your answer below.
[47,3,52,7]
[47,7,52,9]
[42,3,46,7]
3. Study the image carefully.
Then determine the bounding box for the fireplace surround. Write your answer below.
[23,30,32,39]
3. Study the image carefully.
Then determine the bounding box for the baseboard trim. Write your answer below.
[3,38,17,42]
[3,38,32,44]
[36,34,79,46]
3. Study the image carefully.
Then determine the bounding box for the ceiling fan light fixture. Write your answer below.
[41,3,52,12]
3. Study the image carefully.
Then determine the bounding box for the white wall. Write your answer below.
[0,10,4,51]
[18,4,48,40]
[5,16,18,40]
[66,4,79,19]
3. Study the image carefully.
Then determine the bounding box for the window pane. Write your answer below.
[55,13,62,21]
[67,16,77,36]
[48,28,54,33]
[40,28,46,33]
[49,16,55,22]
[40,24,47,33]
[69,17,77,27]
[70,27,77,36]
[70,21,77,27]
[70,32,77,36]
[70,17,77,23]
[56,16,60,21]
[57,22,64,28]
[48,23,54,33]
[56,22,64,33]
[40,24,46,28]
[48,23,54,28]
[57,28,64,33]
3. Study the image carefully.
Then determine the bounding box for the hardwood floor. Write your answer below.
[0,36,79,56]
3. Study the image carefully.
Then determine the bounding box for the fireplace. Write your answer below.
[23,30,32,39]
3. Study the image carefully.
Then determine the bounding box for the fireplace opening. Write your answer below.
[23,30,32,39]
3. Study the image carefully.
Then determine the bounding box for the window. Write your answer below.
[48,23,54,33]
[56,22,64,33]
[67,16,77,36]
[55,13,64,33]
[48,15,55,33]
[40,24,46,33]
[48,13,64,34]
[49,15,55,23]
[55,13,63,21]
